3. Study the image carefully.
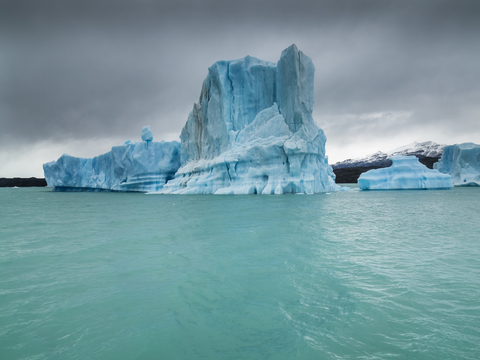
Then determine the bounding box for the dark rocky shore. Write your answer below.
[0,178,47,187]
[333,166,383,184]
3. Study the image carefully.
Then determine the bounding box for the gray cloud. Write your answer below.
[1,0,480,174]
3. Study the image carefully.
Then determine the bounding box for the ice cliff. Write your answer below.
[358,156,452,190]
[159,44,338,194]
[434,143,480,186]
[43,126,181,192]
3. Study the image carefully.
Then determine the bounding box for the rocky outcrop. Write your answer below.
[0,178,47,187]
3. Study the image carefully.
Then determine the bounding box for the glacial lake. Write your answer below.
[1,186,479,359]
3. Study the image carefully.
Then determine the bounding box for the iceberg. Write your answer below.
[358,156,452,190]
[43,46,338,195]
[159,44,338,194]
[434,143,480,186]
[43,126,181,192]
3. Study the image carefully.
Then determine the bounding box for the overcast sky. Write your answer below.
[1,0,480,177]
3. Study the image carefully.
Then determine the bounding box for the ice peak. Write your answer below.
[276,43,315,133]
[281,44,299,57]
[141,126,153,142]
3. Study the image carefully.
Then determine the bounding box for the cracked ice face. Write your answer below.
[434,143,480,186]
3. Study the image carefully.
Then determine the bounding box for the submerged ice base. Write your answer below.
[434,143,480,186]
[158,45,338,194]
[358,156,452,190]
[44,127,181,192]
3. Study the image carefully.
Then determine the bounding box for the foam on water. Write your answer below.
[1,188,479,359]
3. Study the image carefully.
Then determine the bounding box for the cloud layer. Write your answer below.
[1,0,480,176]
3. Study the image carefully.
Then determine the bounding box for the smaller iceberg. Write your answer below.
[434,143,480,186]
[358,156,452,190]
[43,126,181,192]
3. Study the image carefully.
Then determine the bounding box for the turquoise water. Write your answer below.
[1,187,479,359]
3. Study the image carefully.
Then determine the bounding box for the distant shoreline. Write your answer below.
[0,154,441,187]
[0,178,47,187]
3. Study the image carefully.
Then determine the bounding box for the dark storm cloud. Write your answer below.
[1,0,480,149]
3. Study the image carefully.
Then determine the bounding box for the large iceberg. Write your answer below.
[159,44,338,194]
[43,126,181,192]
[43,45,338,195]
[358,156,453,190]
[434,143,480,186]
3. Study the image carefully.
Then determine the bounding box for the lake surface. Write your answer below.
[1,187,479,359]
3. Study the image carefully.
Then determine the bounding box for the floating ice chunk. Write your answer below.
[434,143,480,186]
[358,156,452,190]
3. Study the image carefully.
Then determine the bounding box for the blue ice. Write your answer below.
[43,127,180,192]
[358,156,452,190]
[44,45,338,194]
[434,143,480,186]
[159,45,338,194]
